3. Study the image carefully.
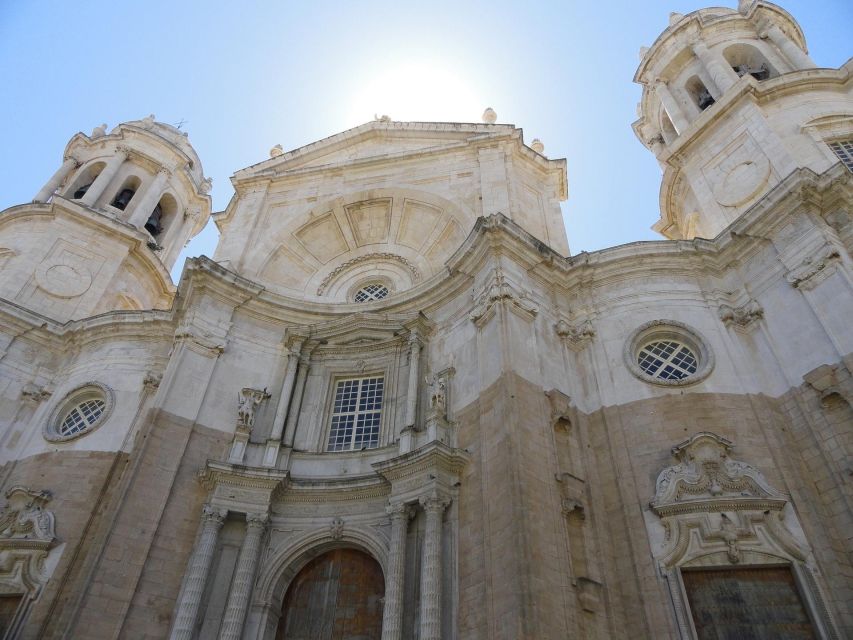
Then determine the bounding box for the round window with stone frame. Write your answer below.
[624,320,714,387]
[44,382,115,443]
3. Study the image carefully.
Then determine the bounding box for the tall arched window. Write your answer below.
[724,43,778,81]
[686,76,715,111]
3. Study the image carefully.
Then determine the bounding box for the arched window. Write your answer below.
[724,43,777,81]
[686,76,715,111]
[111,176,141,211]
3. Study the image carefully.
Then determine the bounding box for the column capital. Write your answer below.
[114,145,131,157]
[419,493,451,513]
[246,512,269,530]
[202,504,228,526]
[386,502,415,521]
[62,155,81,167]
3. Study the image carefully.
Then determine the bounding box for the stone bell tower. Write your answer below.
[0,116,211,321]
[633,0,853,240]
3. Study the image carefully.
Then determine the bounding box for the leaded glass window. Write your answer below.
[354,283,389,303]
[637,340,698,381]
[828,140,853,172]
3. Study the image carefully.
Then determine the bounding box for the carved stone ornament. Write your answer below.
[646,433,843,639]
[469,270,538,326]
[316,252,421,296]
[651,432,787,517]
[329,517,345,540]
[718,299,763,330]
[785,244,841,290]
[0,487,58,605]
[20,383,50,405]
[555,318,595,351]
[236,387,270,433]
[143,371,162,390]
[545,389,572,430]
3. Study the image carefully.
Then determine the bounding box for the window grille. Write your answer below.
[59,398,106,436]
[354,283,389,302]
[828,140,853,172]
[327,376,384,451]
[637,340,698,381]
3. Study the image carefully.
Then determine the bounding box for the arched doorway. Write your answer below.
[276,548,384,640]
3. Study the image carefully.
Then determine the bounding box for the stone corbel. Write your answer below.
[143,371,162,391]
[20,383,51,405]
[785,244,841,290]
[718,299,764,330]
[469,270,538,327]
[545,389,573,430]
[555,318,595,351]
[803,362,852,407]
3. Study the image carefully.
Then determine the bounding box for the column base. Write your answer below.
[228,432,250,464]
[261,440,280,467]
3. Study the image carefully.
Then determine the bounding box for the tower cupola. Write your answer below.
[633,1,852,240]
[33,115,212,270]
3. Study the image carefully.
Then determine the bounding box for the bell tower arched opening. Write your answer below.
[275,548,384,640]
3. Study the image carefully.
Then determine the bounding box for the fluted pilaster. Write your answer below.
[220,512,268,640]
[170,505,226,640]
[419,494,450,640]
[381,502,413,640]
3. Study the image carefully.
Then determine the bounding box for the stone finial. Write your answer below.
[91,123,107,139]
[669,12,684,26]
[142,114,156,128]
[482,107,497,124]
[374,114,392,122]
[737,0,753,15]
[269,144,283,158]
[530,138,545,154]
[638,46,649,60]
[200,177,213,195]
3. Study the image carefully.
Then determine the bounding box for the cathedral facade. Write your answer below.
[0,2,851,638]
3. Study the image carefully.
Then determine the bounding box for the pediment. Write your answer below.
[234,121,520,180]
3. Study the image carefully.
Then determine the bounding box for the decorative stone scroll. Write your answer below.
[0,487,58,634]
[469,270,538,327]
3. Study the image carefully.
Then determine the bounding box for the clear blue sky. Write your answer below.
[1,1,850,281]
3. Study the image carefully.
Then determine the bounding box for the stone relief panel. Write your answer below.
[702,132,773,208]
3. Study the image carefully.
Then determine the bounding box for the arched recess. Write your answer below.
[723,43,777,81]
[685,75,715,112]
[65,161,106,200]
[251,527,388,640]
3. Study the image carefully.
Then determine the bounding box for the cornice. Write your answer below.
[199,460,288,492]
[372,441,470,483]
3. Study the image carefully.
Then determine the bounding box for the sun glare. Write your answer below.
[345,59,484,126]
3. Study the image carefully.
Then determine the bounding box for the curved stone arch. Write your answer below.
[250,525,388,639]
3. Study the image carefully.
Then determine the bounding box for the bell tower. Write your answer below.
[633,1,853,239]
[0,116,212,321]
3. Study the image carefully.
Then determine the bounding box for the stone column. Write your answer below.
[654,81,690,134]
[220,512,268,640]
[282,357,309,448]
[419,493,450,640]
[405,332,421,428]
[128,168,170,228]
[170,505,227,640]
[692,41,739,94]
[761,24,816,70]
[80,148,127,207]
[381,502,413,640]
[34,156,78,203]
[263,341,303,466]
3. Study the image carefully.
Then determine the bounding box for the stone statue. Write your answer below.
[236,387,269,432]
[425,373,447,417]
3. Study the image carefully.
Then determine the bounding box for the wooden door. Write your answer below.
[277,548,384,640]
